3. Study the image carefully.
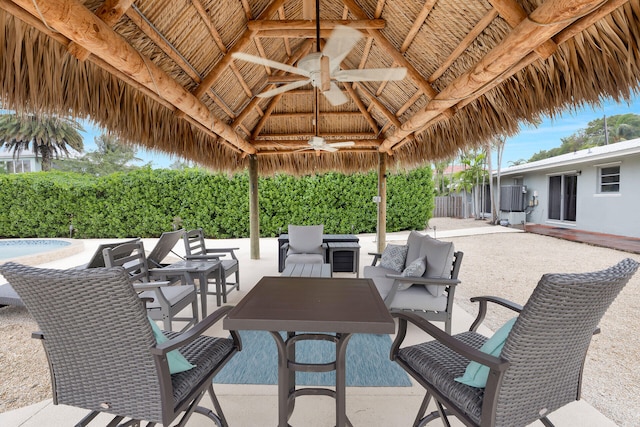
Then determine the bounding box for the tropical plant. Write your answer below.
[54,133,142,175]
[454,150,488,219]
[0,113,84,171]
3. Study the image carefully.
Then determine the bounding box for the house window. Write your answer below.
[548,174,577,222]
[599,165,620,193]
[2,160,32,173]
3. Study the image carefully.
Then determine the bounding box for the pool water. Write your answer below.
[0,240,72,260]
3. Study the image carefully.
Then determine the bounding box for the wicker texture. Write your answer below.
[398,331,487,423]
[394,258,639,427]
[0,262,238,425]
[494,258,640,426]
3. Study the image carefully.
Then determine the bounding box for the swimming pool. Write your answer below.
[0,239,71,259]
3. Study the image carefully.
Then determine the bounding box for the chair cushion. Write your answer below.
[379,244,408,273]
[164,331,235,406]
[288,225,324,254]
[149,320,195,374]
[371,273,448,311]
[139,285,195,309]
[455,317,517,388]
[285,253,324,266]
[397,331,487,425]
[405,230,426,266]
[419,236,455,296]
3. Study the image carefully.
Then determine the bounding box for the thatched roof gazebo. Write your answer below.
[1,0,640,254]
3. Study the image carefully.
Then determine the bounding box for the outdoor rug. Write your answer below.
[214,330,412,387]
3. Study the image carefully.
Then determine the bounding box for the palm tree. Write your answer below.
[455,150,488,219]
[0,113,84,171]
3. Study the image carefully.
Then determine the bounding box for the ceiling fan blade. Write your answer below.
[258,80,310,98]
[322,25,363,72]
[318,145,338,152]
[321,82,349,106]
[327,141,355,148]
[334,67,408,82]
[232,52,310,77]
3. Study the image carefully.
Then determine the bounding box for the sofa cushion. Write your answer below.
[288,225,324,254]
[396,256,427,291]
[419,236,455,297]
[405,230,426,266]
[285,253,324,266]
[372,274,447,311]
[379,244,408,273]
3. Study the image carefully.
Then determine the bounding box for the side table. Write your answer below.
[327,242,361,277]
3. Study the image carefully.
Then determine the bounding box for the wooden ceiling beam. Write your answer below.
[256,132,377,139]
[428,10,499,83]
[10,0,255,154]
[277,6,293,56]
[251,139,382,149]
[270,112,366,118]
[397,91,423,117]
[488,0,558,59]
[193,0,286,100]
[0,0,240,153]
[240,0,252,20]
[381,0,612,152]
[247,19,386,31]
[343,83,380,134]
[341,0,454,118]
[231,40,314,130]
[374,0,387,19]
[400,0,437,53]
[67,0,134,61]
[256,148,380,155]
[248,41,315,139]
[125,7,236,120]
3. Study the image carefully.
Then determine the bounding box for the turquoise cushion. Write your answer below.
[455,317,517,388]
[148,319,196,374]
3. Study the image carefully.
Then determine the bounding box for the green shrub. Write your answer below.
[0,167,434,238]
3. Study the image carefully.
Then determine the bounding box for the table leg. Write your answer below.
[269,331,290,427]
[197,271,207,319]
[335,333,353,427]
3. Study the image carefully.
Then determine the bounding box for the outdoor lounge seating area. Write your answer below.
[1,224,638,427]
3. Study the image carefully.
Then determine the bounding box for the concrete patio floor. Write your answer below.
[0,225,619,426]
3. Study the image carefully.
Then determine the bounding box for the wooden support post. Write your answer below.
[249,155,260,259]
[377,153,387,253]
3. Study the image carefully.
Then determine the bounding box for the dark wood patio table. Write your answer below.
[223,276,394,427]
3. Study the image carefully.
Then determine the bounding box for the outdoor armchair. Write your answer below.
[390,258,639,427]
[364,231,462,334]
[0,262,240,427]
[183,228,239,303]
[282,224,327,267]
[103,240,199,332]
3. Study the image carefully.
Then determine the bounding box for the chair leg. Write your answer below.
[414,392,452,427]
[207,383,229,427]
[540,416,555,427]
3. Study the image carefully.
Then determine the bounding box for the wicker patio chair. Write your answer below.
[183,228,240,303]
[0,262,241,426]
[103,240,199,332]
[390,258,639,427]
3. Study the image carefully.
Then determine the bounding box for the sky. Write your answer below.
[79,92,640,170]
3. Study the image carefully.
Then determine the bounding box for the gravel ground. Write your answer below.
[1,218,639,426]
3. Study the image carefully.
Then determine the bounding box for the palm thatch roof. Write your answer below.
[1,0,639,175]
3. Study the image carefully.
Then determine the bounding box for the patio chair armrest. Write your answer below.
[390,311,509,373]
[132,281,172,291]
[469,296,523,332]
[185,254,221,261]
[32,331,44,340]
[280,242,289,251]
[150,305,242,354]
[368,252,382,266]
[205,248,239,260]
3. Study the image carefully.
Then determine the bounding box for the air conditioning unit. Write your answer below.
[500,185,526,212]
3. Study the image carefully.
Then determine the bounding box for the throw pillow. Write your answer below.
[148,318,196,374]
[379,244,408,273]
[419,236,455,296]
[397,256,427,291]
[405,230,426,266]
[455,317,517,388]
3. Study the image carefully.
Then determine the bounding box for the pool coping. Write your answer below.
[0,239,85,267]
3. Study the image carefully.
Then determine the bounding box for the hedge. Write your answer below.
[0,167,435,238]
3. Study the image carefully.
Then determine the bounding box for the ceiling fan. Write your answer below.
[301,135,355,152]
[232,0,407,106]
